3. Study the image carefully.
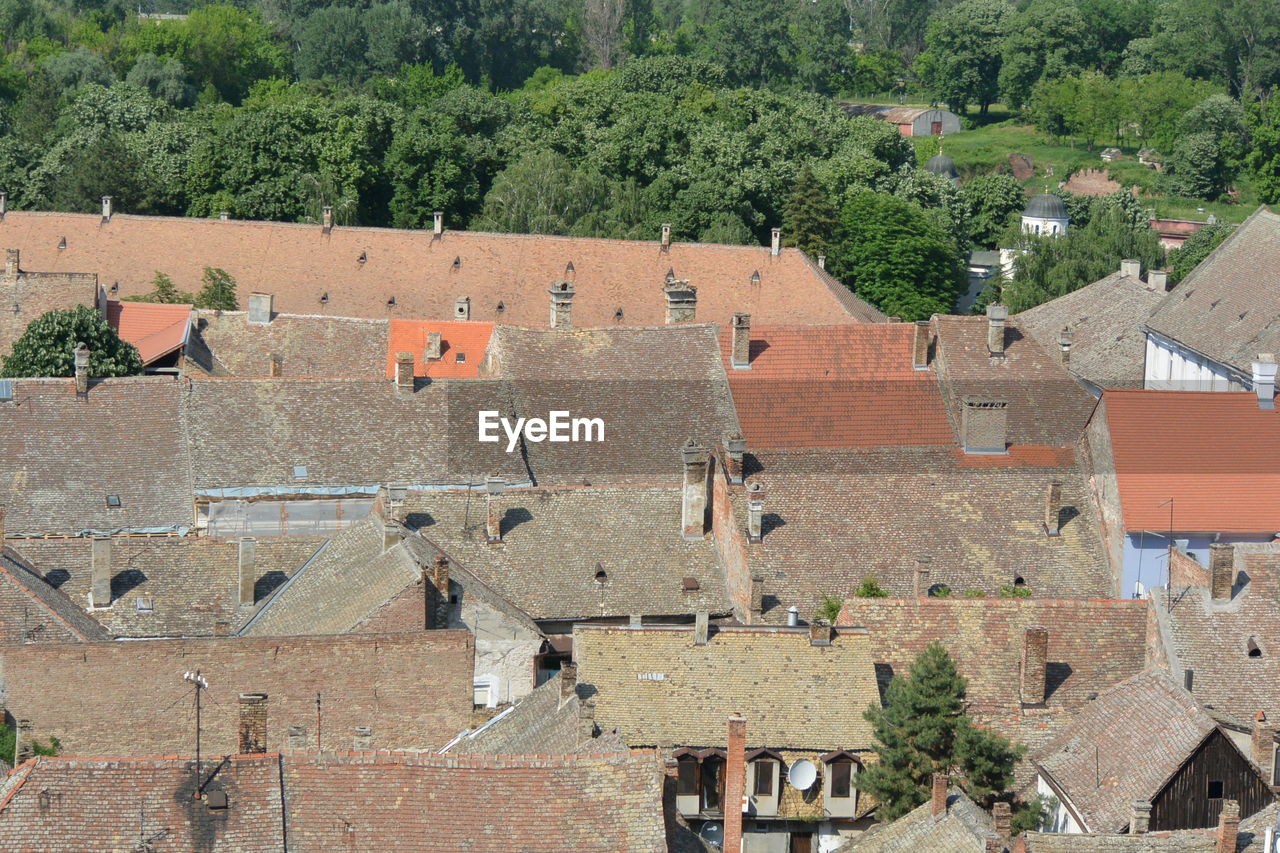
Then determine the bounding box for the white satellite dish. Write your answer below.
[788,758,818,790]
[698,820,724,848]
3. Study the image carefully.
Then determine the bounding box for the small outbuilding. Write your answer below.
[840,104,962,137]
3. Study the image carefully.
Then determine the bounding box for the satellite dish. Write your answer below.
[698,820,724,848]
[788,758,818,790]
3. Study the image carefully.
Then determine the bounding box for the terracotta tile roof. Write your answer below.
[1015,270,1165,389]
[186,309,388,377]
[388,319,492,378]
[933,315,1098,447]
[1152,546,1280,722]
[0,631,474,756]
[717,324,954,449]
[0,546,111,642]
[0,259,99,356]
[573,624,880,750]
[1023,829,1236,852]
[403,486,730,621]
[738,447,1113,616]
[1146,206,1280,374]
[1031,671,1227,832]
[0,210,884,326]
[0,377,193,535]
[10,535,322,637]
[836,788,1003,852]
[1102,390,1280,532]
[106,300,191,364]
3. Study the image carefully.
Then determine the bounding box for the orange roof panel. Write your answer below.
[106,301,191,364]
[387,320,494,379]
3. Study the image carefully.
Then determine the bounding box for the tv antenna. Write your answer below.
[183,670,209,798]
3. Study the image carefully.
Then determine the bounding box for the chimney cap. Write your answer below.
[986,303,1008,321]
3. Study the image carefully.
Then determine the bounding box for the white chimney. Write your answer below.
[770,228,781,256]
[1254,354,1277,410]
[425,332,442,361]
[1120,258,1141,278]
[101,196,113,221]
[1148,269,1168,290]
[433,211,444,235]
[661,223,671,249]
[247,292,273,324]
[986,304,1008,356]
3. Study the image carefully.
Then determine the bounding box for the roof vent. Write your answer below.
[594,565,607,584]
[1248,637,1262,657]
[205,790,228,810]
[358,252,367,264]
[566,261,575,276]
[453,256,462,269]
[387,296,396,307]
[615,308,624,322]
[751,270,761,285]
[57,237,66,250]
[683,576,700,591]
[496,301,505,313]
[320,292,329,303]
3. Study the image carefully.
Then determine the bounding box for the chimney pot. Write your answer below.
[787,605,799,627]
[1120,258,1141,278]
[724,715,747,853]
[661,223,671,249]
[663,278,697,324]
[993,801,1011,838]
[1021,625,1049,705]
[549,279,575,328]
[1210,543,1234,601]
[321,206,333,233]
[90,535,112,608]
[694,610,709,645]
[433,211,444,235]
[247,292,273,324]
[454,296,470,321]
[219,211,229,221]
[681,440,710,541]
[746,481,765,544]
[238,537,257,606]
[809,619,832,646]
[770,228,781,256]
[394,352,415,394]
[724,433,747,484]
[1216,800,1240,853]
[237,693,268,754]
[1148,269,1168,290]
[560,663,577,704]
[931,773,949,819]
[74,342,91,394]
[913,320,931,370]
[749,574,764,620]
[913,556,932,598]
[1253,354,1277,410]
[1045,481,1063,536]
[730,313,751,369]
[4,248,17,277]
[961,398,1008,455]
[101,196,112,221]
[425,332,443,361]
[986,304,1008,356]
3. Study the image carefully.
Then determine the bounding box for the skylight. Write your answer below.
[293,465,308,480]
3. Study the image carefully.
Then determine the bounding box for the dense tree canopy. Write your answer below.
[1,306,142,378]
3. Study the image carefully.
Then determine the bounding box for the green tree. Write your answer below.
[1,306,142,378]
[961,174,1025,248]
[473,149,613,236]
[856,642,1025,820]
[831,192,965,321]
[124,271,194,304]
[998,0,1096,110]
[196,267,238,310]
[1165,132,1232,199]
[295,4,368,84]
[782,164,839,260]
[126,54,196,107]
[916,0,1011,115]
[1167,222,1233,282]
[816,595,844,623]
[855,576,889,598]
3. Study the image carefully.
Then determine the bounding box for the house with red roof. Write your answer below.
[106,300,192,369]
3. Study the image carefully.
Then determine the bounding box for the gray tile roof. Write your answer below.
[1016,270,1165,389]
[186,310,389,377]
[0,547,111,642]
[836,788,1003,852]
[1145,206,1280,375]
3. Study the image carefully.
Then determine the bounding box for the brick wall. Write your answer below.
[0,268,100,353]
[1078,400,1125,595]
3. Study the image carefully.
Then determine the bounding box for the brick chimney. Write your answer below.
[73,343,91,394]
[1148,269,1168,291]
[724,714,747,853]
[730,313,751,369]
[560,663,578,705]
[809,619,832,646]
[1021,625,1049,705]
[549,280,574,328]
[694,610,709,646]
[961,398,1008,454]
[1120,258,1141,278]
[1252,711,1273,781]
[770,228,781,256]
[382,521,401,554]
[1210,543,1234,601]
[987,304,1008,356]
[746,481,764,544]
[724,433,746,484]
[454,297,470,321]
[321,206,333,233]
[749,575,764,621]
[90,536,112,608]
[932,772,949,819]
[238,537,257,606]
[661,223,671,250]
[101,195,112,222]
[286,725,306,749]
[1130,800,1152,834]
[1253,354,1277,410]
[1058,327,1072,369]
[1216,800,1240,853]
[4,248,17,278]
[269,353,283,377]
[485,477,505,544]
[394,352,414,394]
[433,211,444,235]
[578,698,596,742]
[993,801,1011,839]
[913,556,932,598]
[425,332,443,361]
[238,694,268,754]
[427,555,450,629]
[913,321,931,370]
[663,278,697,324]
[1045,481,1063,536]
[680,440,709,541]
[247,292,273,324]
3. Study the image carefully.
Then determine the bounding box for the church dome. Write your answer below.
[925,153,959,179]
[1025,193,1068,220]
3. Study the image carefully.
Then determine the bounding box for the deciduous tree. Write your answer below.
[1,305,142,378]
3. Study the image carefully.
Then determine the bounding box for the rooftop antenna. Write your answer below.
[182,670,209,798]
[1158,498,1175,612]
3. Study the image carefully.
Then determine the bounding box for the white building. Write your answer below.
[1022,193,1070,236]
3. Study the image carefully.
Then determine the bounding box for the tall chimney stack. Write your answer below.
[4,248,17,278]
[101,196,112,221]
[724,433,746,484]
[694,610,709,645]
[663,278,697,324]
[817,254,826,269]
[1120,258,1141,278]
[321,206,333,233]
[1252,711,1274,781]
[986,304,1008,356]
[428,555,450,629]
[454,297,470,321]
[913,321,931,370]
[993,801,1011,839]
[724,715,747,853]
[1045,481,1063,536]
[932,772,949,819]
[90,536,112,608]
[1253,354,1277,410]
[560,663,577,705]
[913,556,932,598]
[433,211,444,235]
[425,332,443,361]
[1130,801,1152,835]
[961,398,1008,454]
[248,292,273,324]
[238,537,257,606]
[749,575,764,621]
[549,280,574,328]
[394,352,414,394]
[730,313,751,369]
[485,477,505,544]
[770,228,781,256]
[1058,327,1072,369]
[661,223,671,250]
[1148,269,1168,291]
[1216,800,1240,853]
[746,482,764,544]
[1021,625,1049,705]
[680,440,709,541]
[0,191,7,219]
[1210,542,1234,601]
[73,343,90,394]
[238,694,268,754]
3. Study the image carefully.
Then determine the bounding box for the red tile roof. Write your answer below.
[719,324,954,449]
[387,319,493,378]
[106,300,191,363]
[1103,390,1280,532]
[0,211,884,326]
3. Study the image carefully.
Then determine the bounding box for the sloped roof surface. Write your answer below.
[187,309,388,377]
[387,319,492,378]
[452,671,629,756]
[837,789,1002,853]
[106,300,190,364]
[0,546,111,642]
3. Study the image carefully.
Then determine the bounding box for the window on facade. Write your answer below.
[830,760,853,798]
[1208,780,1224,799]
[702,758,724,812]
[753,761,774,797]
[677,758,698,796]
[1273,748,1280,786]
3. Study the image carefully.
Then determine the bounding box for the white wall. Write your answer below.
[452,585,541,707]
[1022,215,1069,236]
[1038,776,1082,833]
[1144,331,1242,391]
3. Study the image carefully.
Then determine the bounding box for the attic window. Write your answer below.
[1249,637,1263,657]
[205,790,228,810]
[1208,780,1224,799]
[320,292,329,304]
[105,495,121,508]
[135,596,153,613]
[1013,576,1026,587]
[387,296,396,307]
[751,270,761,285]
[452,256,461,268]
[454,352,466,364]
[57,237,66,250]
[292,465,308,480]
[615,308,624,322]
[565,261,575,275]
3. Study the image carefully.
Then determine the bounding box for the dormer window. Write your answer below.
[674,749,726,816]
[830,759,853,797]
[820,750,861,817]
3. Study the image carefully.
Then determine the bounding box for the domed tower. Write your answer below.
[925,152,959,185]
[1022,193,1069,236]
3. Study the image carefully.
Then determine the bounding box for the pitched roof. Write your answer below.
[1146,206,1280,374]
[840,104,948,124]
[932,315,1098,447]
[1023,830,1228,853]
[0,546,111,642]
[186,309,388,377]
[0,631,473,756]
[573,624,880,750]
[1032,671,1226,832]
[0,210,884,326]
[1152,546,1280,722]
[0,261,99,356]
[737,447,1113,617]
[404,486,730,621]
[106,300,191,364]
[836,788,1004,853]
[1102,390,1280,532]
[0,377,193,535]
[387,319,492,378]
[718,324,954,449]
[1015,269,1165,389]
[10,535,322,637]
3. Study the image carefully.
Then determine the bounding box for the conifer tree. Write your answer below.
[782,164,840,260]
[196,267,239,311]
[857,642,1024,820]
